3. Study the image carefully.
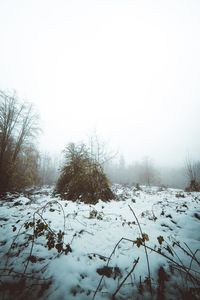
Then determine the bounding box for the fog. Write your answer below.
[0,0,200,168]
[1,4,200,297]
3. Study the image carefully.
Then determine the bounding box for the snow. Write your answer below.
[0,185,199,299]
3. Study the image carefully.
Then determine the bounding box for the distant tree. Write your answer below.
[88,133,117,167]
[116,154,127,184]
[139,157,158,186]
[0,90,40,192]
[158,166,186,189]
[11,144,40,189]
[185,156,200,182]
[185,156,200,191]
[196,161,200,182]
[38,152,59,186]
[119,154,126,170]
[56,143,115,204]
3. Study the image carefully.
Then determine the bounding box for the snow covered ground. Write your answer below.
[0,185,200,300]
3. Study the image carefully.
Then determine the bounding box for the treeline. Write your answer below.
[1,90,199,193]
[105,156,160,186]
[0,90,58,193]
[105,156,190,189]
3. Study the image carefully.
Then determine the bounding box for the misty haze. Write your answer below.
[0,1,200,300]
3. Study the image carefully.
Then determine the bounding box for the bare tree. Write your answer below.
[38,152,59,186]
[0,90,40,192]
[88,133,117,167]
[185,156,200,191]
[185,156,197,182]
[11,144,40,189]
[139,157,158,186]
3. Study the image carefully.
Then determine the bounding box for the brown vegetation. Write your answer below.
[56,143,115,204]
[0,90,40,193]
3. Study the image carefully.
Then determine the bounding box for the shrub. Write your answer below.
[185,180,200,192]
[56,143,115,204]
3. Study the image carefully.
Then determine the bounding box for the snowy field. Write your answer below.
[0,185,200,300]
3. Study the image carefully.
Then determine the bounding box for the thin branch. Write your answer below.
[22,213,36,276]
[128,205,152,294]
[112,257,139,299]
[92,237,133,300]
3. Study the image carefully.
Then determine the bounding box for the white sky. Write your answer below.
[0,0,200,166]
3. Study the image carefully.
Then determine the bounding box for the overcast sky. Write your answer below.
[0,0,200,166]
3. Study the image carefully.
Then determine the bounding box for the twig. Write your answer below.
[92,237,133,300]
[186,249,200,285]
[22,213,36,276]
[128,205,152,294]
[39,200,66,238]
[183,242,200,266]
[4,219,30,270]
[112,257,139,299]
[143,244,200,285]
[165,240,186,269]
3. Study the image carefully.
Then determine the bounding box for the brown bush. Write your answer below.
[185,180,200,192]
[56,143,115,204]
